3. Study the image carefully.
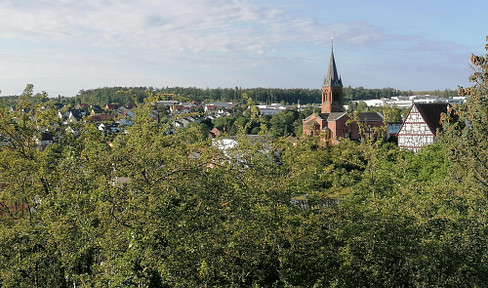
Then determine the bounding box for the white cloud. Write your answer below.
[0,0,335,60]
[0,0,473,95]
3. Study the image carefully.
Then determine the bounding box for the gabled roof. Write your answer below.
[317,113,329,121]
[322,49,343,88]
[69,109,85,120]
[77,103,90,109]
[305,112,348,124]
[91,105,104,114]
[105,104,122,110]
[327,112,348,121]
[414,103,451,134]
[357,112,384,122]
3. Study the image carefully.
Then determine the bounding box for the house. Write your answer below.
[171,105,192,115]
[65,109,86,122]
[117,110,134,126]
[76,103,90,110]
[257,104,283,116]
[204,102,234,114]
[105,104,122,111]
[35,132,54,146]
[397,103,453,152]
[98,123,122,133]
[302,47,384,142]
[90,105,104,115]
[172,116,200,128]
[209,127,224,138]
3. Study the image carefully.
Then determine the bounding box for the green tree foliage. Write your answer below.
[269,110,299,137]
[332,141,488,287]
[211,116,236,135]
[343,86,411,102]
[443,36,488,192]
[0,89,345,287]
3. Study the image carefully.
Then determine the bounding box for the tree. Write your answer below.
[6,64,488,287]
[443,35,488,193]
[0,90,341,286]
[269,110,298,137]
[0,85,69,287]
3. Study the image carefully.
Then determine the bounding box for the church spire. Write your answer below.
[323,46,343,88]
[321,40,344,113]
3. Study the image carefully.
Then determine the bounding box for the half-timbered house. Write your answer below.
[397,103,452,152]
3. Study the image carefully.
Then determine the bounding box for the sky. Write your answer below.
[0,0,486,97]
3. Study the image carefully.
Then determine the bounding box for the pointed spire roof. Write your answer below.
[322,48,343,87]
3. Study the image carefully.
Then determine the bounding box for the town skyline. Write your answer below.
[0,0,486,97]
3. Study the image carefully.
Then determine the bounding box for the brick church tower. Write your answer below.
[303,43,384,140]
[321,47,343,113]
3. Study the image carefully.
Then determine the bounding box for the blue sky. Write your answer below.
[0,0,486,97]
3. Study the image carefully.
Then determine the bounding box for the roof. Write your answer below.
[327,112,348,121]
[317,113,329,121]
[205,102,233,108]
[69,109,85,120]
[105,104,122,110]
[322,49,343,87]
[76,103,90,109]
[91,105,104,113]
[357,112,384,122]
[40,132,54,141]
[315,112,348,121]
[89,114,115,122]
[414,103,451,134]
[304,112,348,124]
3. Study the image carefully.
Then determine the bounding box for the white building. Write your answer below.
[397,103,452,152]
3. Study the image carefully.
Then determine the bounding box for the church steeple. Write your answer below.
[321,43,344,113]
[323,48,343,88]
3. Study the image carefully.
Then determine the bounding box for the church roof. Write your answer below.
[317,113,329,121]
[315,112,348,122]
[302,113,320,126]
[327,112,348,121]
[357,112,384,122]
[322,49,343,87]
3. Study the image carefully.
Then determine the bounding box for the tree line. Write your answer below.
[2,86,456,109]
[72,86,456,106]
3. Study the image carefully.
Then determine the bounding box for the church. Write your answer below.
[302,47,384,142]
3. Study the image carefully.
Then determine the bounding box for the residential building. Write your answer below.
[204,102,234,114]
[98,123,122,133]
[105,104,122,111]
[356,95,467,109]
[64,109,86,123]
[397,103,454,152]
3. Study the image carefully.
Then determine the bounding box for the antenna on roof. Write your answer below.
[331,36,334,50]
